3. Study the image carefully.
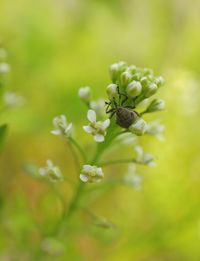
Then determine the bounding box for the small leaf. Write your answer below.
[0,124,7,150]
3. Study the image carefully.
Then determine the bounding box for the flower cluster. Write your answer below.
[83,110,110,142]
[105,61,165,136]
[39,160,63,182]
[51,115,72,137]
[36,61,165,187]
[80,164,104,183]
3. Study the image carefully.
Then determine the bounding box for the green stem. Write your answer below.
[101,158,136,166]
[69,137,87,162]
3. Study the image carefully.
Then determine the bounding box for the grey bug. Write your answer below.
[105,86,139,129]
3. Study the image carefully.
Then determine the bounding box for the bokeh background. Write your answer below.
[1,0,200,260]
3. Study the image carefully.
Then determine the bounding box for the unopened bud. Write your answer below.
[120,71,132,88]
[146,99,165,113]
[155,76,165,87]
[126,81,142,97]
[129,118,147,136]
[144,83,157,98]
[106,83,118,99]
[109,63,119,83]
[78,86,91,103]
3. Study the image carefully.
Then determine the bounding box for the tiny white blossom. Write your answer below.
[78,86,91,103]
[83,110,110,142]
[51,115,72,137]
[123,164,143,190]
[3,91,25,107]
[80,164,104,183]
[90,98,106,117]
[39,160,63,182]
[134,146,155,166]
[146,120,165,141]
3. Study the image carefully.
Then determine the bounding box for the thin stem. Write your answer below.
[67,139,80,174]
[101,158,137,166]
[69,137,87,162]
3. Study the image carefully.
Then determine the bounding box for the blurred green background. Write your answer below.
[1,0,200,260]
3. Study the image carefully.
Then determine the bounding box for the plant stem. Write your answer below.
[69,137,87,162]
[101,158,136,166]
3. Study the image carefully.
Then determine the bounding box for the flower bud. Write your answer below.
[106,83,118,99]
[126,81,142,97]
[146,99,165,113]
[155,76,165,87]
[78,86,91,103]
[120,71,132,88]
[80,164,104,183]
[144,83,157,98]
[109,63,119,83]
[129,118,147,136]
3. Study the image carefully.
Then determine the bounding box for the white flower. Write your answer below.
[129,118,147,136]
[0,63,10,74]
[3,91,25,107]
[146,120,165,141]
[83,110,110,142]
[90,98,105,117]
[123,164,143,190]
[78,86,91,103]
[39,160,63,182]
[51,115,72,137]
[80,164,104,183]
[134,146,155,166]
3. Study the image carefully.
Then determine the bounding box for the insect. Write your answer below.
[105,86,139,129]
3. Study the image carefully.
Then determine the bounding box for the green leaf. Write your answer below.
[0,124,8,150]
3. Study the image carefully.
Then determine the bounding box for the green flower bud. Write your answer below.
[144,83,157,98]
[120,71,132,88]
[106,83,118,99]
[109,63,119,83]
[129,118,147,136]
[126,81,142,97]
[143,68,153,76]
[128,65,137,74]
[155,76,165,87]
[146,99,165,113]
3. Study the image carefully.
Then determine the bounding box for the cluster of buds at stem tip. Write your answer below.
[51,115,72,137]
[108,61,165,105]
[39,160,63,182]
[83,110,110,142]
[80,164,104,183]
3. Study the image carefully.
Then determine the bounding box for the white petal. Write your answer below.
[80,174,88,182]
[83,164,93,172]
[102,119,110,129]
[94,134,104,142]
[51,129,61,135]
[65,123,72,135]
[87,110,96,123]
[46,160,53,168]
[83,125,93,134]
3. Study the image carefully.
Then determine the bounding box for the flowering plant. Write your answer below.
[29,61,165,256]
